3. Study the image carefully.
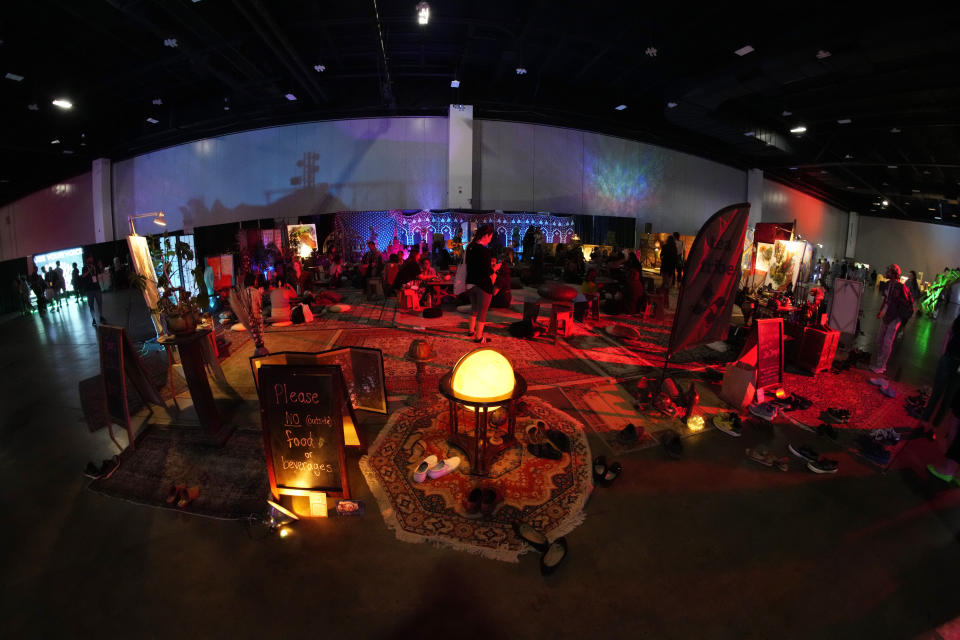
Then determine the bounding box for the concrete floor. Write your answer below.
[2,287,959,639]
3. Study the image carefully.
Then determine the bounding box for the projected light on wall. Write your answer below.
[585,149,664,215]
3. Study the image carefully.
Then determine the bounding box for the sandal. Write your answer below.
[746,448,789,471]
[165,482,186,505]
[177,485,200,508]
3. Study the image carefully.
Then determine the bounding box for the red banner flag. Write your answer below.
[667,203,751,357]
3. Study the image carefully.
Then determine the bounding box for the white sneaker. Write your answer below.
[426,456,461,479]
[411,455,438,483]
[870,365,886,375]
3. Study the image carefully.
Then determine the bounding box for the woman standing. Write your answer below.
[465,224,500,343]
[919,315,960,433]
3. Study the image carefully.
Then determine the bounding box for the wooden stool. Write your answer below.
[398,288,421,311]
[522,297,542,323]
[585,293,600,321]
[548,301,574,343]
[365,277,384,300]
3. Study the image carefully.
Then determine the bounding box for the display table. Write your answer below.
[159,329,233,445]
[438,372,527,476]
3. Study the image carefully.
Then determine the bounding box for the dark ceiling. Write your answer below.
[2,1,960,227]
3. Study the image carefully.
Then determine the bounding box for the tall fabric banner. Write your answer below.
[667,203,751,357]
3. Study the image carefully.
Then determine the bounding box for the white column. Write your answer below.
[91,158,114,241]
[746,168,764,228]
[448,105,474,209]
[845,211,858,259]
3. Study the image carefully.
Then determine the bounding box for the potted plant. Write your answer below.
[130,235,209,336]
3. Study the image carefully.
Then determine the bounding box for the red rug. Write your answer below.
[359,396,593,561]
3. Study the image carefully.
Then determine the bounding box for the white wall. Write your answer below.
[855,216,960,282]
[0,173,94,261]
[112,117,449,234]
[475,120,747,235]
[762,180,849,261]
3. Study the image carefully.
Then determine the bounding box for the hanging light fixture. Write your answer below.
[416,2,430,25]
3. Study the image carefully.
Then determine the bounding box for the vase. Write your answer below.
[165,312,198,336]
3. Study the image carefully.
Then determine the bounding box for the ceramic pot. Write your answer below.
[165,312,198,335]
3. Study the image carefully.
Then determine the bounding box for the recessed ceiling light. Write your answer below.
[882,200,889,206]
[417,1,430,25]
[734,45,754,56]
[27,103,38,111]
[666,102,678,108]
[314,64,326,72]
[645,47,657,57]
[890,127,901,133]
[837,118,852,124]
[782,110,792,117]
[62,149,73,155]
[816,50,832,59]
[450,79,460,88]
[743,131,755,137]
[789,126,806,134]
[789,167,798,170]
[821,170,828,174]
[844,154,853,159]
[887,165,897,169]
[52,98,73,110]
[163,38,178,48]
[285,93,297,101]
[152,98,163,105]
[51,139,60,144]
[5,72,23,82]
[935,216,942,220]
[146,117,159,124]
[846,186,855,189]
[912,189,920,193]
[615,104,627,111]
[516,67,527,75]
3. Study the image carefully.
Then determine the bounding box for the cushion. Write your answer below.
[328,304,351,313]
[537,282,578,302]
[605,324,642,340]
[272,320,292,327]
[230,323,247,332]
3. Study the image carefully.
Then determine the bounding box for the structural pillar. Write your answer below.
[92,158,114,242]
[448,105,473,209]
[845,211,858,259]
[746,168,764,229]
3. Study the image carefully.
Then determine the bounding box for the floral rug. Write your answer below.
[359,396,593,562]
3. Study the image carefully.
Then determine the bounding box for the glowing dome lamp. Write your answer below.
[451,348,515,406]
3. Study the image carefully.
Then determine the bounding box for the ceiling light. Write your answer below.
[789,125,806,134]
[887,165,897,169]
[743,131,755,137]
[615,104,627,111]
[837,118,851,124]
[163,38,178,48]
[314,64,325,72]
[450,79,460,88]
[515,67,527,75]
[51,139,60,144]
[417,1,430,25]
[146,117,159,124]
[782,110,792,117]
[816,50,832,59]
[821,170,828,174]
[928,207,936,211]
[734,45,754,56]
[645,47,657,57]
[62,149,73,155]
[935,216,942,220]
[152,98,163,105]
[844,154,853,159]
[890,127,901,133]
[846,186,854,189]
[789,167,797,170]
[667,101,678,108]
[285,93,297,101]
[52,99,73,110]
[5,72,24,82]
[882,200,889,206]
[27,103,38,111]
[923,170,931,175]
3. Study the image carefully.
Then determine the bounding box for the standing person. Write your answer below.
[70,262,81,304]
[360,240,383,279]
[80,255,107,325]
[465,224,499,343]
[44,266,61,311]
[28,266,46,313]
[659,235,678,301]
[918,315,960,434]
[54,261,66,307]
[673,232,686,286]
[906,270,921,308]
[926,385,960,484]
[871,263,913,375]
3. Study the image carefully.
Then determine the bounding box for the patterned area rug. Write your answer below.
[359,395,593,562]
[335,327,603,393]
[88,425,269,519]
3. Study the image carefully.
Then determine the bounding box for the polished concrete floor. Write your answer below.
[2,288,959,639]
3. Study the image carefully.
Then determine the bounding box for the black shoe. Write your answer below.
[661,430,683,459]
[788,443,819,463]
[527,443,562,461]
[98,456,120,480]
[83,461,102,479]
[817,423,838,440]
[540,537,568,576]
[544,428,571,453]
[592,455,607,482]
[597,461,622,487]
[617,423,639,443]
[512,520,549,553]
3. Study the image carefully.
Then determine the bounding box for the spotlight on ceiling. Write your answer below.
[314,64,326,72]
[615,104,627,111]
[50,139,60,144]
[163,38,178,48]
[645,47,657,57]
[285,93,297,101]
[450,79,460,88]
[152,98,163,105]
[890,127,901,133]
[882,200,889,206]
[27,103,38,111]
[146,117,159,124]
[515,67,527,75]
[734,45,754,56]
[417,1,430,25]
[5,72,24,82]
[782,110,792,116]
[789,125,806,134]
[743,131,755,137]
[52,98,73,110]
[816,50,832,59]
[837,118,852,124]
[667,102,678,108]
[887,165,897,169]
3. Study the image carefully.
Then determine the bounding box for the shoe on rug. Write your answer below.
[544,426,572,452]
[713,412,742,437]
[823,408,850,424]
[480,487,503,516]
[788,443,820,463]
[426,456,461,479]
[869,377,889,388]
[748,402,778,422]
[525,423,545,445]
[412,454,439,483]
[527,443,562,461]
[807,457,839,474]
[926,464,956,484]
[83,461,102,479]
[98,456,120,480]
[592,455,608,482]
[464,487,483,517]
[661,430,683,459]
[597,461,622,487]
[512,520,549,553]
[540,537,568,576]
[616,423,640,443]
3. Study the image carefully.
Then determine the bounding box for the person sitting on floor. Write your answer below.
[383,253,401,295]
[491,256,512,308]
[269,276,298,322]
[393,245,423,291]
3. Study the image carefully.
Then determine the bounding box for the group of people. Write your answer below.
[13,257,107,325]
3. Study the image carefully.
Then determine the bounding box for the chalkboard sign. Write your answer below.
[258,364,352,499]
[755,318,784,389]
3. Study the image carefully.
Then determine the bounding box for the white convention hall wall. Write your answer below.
[112,117,449,233]
[855,216,960,282]
[475,120,747,235]
[762,180,849,261]
[0,172,94,262]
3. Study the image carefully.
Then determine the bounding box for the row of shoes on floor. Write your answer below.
[164,483,201,509]
[525,421,571,460]
[512,521,568,576]
[635,377,699,420]
[744,443,839,473]
[83,455,120,480]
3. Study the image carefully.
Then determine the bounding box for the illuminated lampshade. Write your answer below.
[451,348,515,406]
[298,243,312,259]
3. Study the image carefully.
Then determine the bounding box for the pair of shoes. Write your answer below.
[869,377,889,388]
[528,421,572,453]
[856,435,890,465]
[83,456,120,480]
[165,483,200,507]
[713,412,743,437]
[661,430,683,459]
[412,454,462,482]
[527,443,562,460]
[788,443,820,463]
[592,456,622,487]
[511,521,569,576]
[807,457,839,474]
[823,408,850,424]
[465,486,503,516]
[617,423,645,443]
[871,428,900,445]
[746,447,789,471]
[748,402,778,422]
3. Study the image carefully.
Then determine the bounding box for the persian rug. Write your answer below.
[359,395,593,562]
[88,424,269,519]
